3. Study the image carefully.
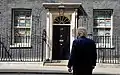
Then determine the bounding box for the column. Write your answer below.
[49,12,52,60]
[70,10,76,52]
[46,9,50,61]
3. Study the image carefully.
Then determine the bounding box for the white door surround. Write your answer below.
[43,3,82,61]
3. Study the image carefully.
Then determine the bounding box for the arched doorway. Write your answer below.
[52,16,70,60]
[43,3,81,61]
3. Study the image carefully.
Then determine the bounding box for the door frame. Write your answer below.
[45,9,78,61]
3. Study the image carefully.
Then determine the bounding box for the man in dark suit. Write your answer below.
[67,27,97,75]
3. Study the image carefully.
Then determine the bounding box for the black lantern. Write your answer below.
[42,29,46,42]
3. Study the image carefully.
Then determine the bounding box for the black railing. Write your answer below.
[0,41,12,61]
[88,36,120,64]
[0,33,45,62]
[0,35,120,64]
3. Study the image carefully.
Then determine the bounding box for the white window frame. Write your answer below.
[93,9,114,48]
[10,9,32,48]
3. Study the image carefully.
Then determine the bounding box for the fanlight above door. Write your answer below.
[53,16,70,24]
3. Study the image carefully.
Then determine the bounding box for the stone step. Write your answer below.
[44,60,68,66]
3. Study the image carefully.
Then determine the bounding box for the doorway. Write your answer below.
[52,25,70,60]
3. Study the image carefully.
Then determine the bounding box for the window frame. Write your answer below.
[93,9,114,48]
[11,8,32,48]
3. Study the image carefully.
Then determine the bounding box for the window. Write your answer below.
[93,9,113,48]
[11,9,32,47]
[53,16,70,24]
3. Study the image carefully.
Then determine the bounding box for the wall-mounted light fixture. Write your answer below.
[58,8,64,16]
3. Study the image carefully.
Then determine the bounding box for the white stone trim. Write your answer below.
[43,3,82,5]
[43,3,82,9]
[46,9,50,60]
[49,12,53,60]
[111,11,113,46]
[70,11,76,52]
[43,3,81,60]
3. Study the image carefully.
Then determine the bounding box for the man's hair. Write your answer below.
[77,27,87,37]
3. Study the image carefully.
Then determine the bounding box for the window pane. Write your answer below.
[13,9,31,44]
[14,36,30,43]
[26,28,30,36]
[94,10,112,26]
[26,20,31,27]
[93,10,112,47]
[93,28,110,36]
[19,20,25,26]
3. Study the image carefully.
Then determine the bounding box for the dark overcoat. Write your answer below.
[67,36,97,75]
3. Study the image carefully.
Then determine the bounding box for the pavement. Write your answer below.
[0,62,120,74]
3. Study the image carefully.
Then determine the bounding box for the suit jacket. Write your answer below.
[67,36,97,69]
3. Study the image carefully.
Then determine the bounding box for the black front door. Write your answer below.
[52,25,70,60]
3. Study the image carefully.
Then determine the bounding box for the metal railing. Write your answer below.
[0,34,120,64]
[0,34,44,62]
[88,36,120,64]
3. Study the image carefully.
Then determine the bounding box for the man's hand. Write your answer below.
[68,68,72,72]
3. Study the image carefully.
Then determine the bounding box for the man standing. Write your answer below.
[67,27,97,75]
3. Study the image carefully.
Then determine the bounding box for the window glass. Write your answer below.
[12,9,32,46]
[93,9,113,48]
